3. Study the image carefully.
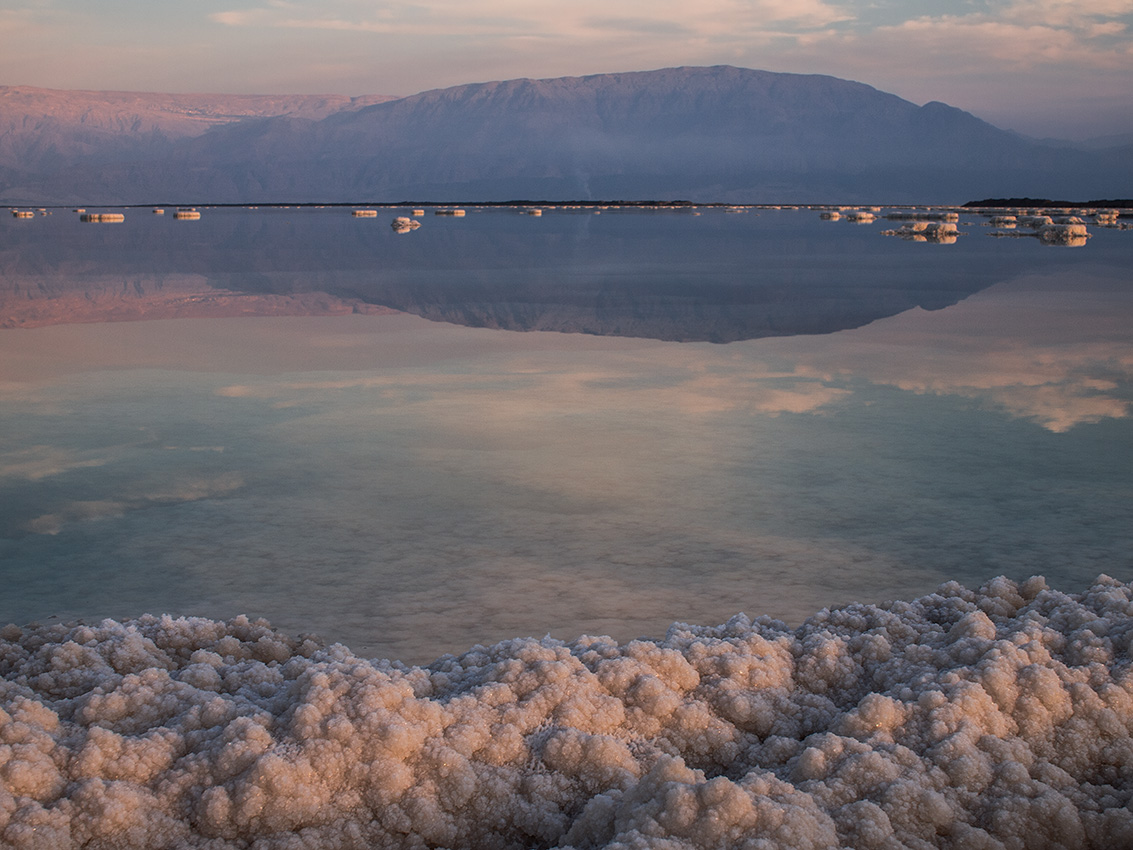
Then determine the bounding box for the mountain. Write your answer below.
[0,88,397,204]
[1,67,1128,204]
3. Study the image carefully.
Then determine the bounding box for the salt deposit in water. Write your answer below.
[881,222,959,244]
[2,576,1131,849]
[1038,223,1090,245]
[391,217,422,233]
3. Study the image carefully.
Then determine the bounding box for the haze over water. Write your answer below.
[1,206,1130,664]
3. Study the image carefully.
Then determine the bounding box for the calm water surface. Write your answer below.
[1,206,1130,663]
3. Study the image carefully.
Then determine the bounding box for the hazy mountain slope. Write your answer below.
[1,67,1127,204]
[0,87,398,200]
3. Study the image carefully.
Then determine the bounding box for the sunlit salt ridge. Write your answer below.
[1,576,1130,849]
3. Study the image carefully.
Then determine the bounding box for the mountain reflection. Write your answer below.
[0,207,1078,340]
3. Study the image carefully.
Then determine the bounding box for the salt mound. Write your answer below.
[986,216,1016,228]
[391,216,422,233]
[2,576,1133,848]
[1038,223,1090,245]
[881,221,959,243]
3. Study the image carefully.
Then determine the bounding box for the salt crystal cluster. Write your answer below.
[391,216,422,233]
[2,576,1132,849]
[881,221,959,244]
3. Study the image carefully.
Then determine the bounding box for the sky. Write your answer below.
[1,0,1132,140]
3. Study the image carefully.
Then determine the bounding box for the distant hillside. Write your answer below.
[0,88,398,204]
[2,67,1128,205]
[964,197,1133,208]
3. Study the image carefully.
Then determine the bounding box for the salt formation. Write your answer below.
[986,216,1016,229]
[1037,223,1090,245]
[391,216,422,233]
[174,210,201,221]
[881,221,959,244]
[79,213,125,223]
[352,210,379,218]
[2,577,1132,849]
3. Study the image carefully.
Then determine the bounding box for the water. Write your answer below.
[1,206,1130,664]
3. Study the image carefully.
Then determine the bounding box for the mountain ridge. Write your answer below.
[2,66,1128,205]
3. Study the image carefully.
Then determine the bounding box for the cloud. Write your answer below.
[0,5,64,36]
[581,17,693,37]
[209,0,853,40]
[204,0,1131,62]
[1003,0,1133,28]
[864,16,1131,71]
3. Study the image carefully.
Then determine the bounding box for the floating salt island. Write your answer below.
[981,213,1094,246]
[985,215,1017,229]
[1037,222,1090,245]
[881,221,960,243]
[434,208,466,216]
[174,209,201,220]
[79,212,125,223]
[352,209,379,217]
[391,216,422,233]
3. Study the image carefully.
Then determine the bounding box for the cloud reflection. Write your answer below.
[0,263,1129,661]
[20,473,244,536]
[0,446,107,481]
[770,270,1133,432]
[209,269,1130,436]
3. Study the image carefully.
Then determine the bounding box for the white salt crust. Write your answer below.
[2,575,1132,849]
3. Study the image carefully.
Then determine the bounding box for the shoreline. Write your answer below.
[2,575,1131,848]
